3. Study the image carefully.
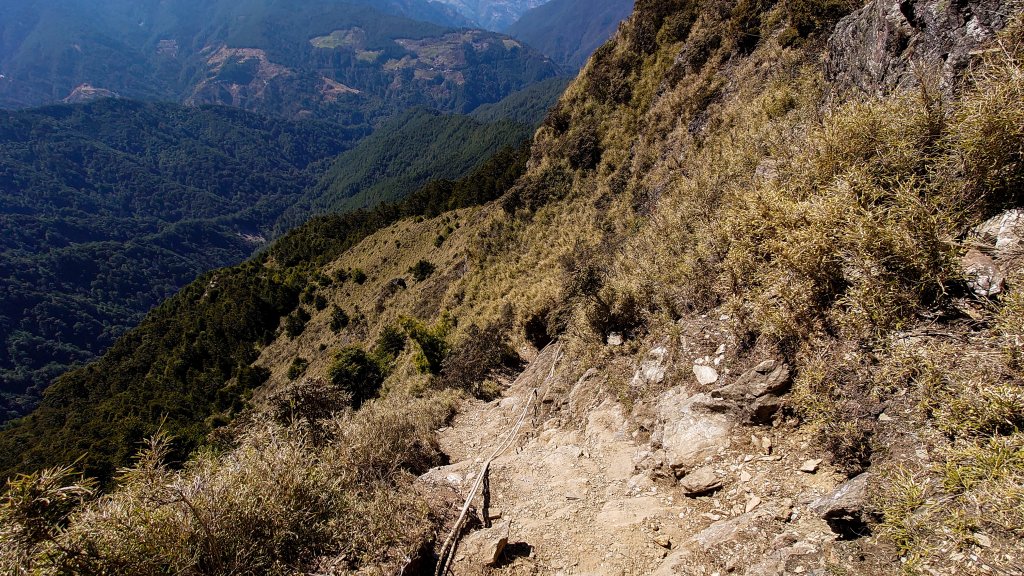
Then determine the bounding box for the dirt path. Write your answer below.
[419,344,890,575]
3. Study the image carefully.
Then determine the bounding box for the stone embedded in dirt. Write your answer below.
[711,360,791,401]
[679,466,723,496]
[810,473,874,539]
[799,459,822,473]
[745,394,783,425]
[739,471,752,483]
[654,534,672,549]
[962,203,1024,298]
[484,535,508,566]
[963,249,1004,297]
[691,507,773,551]
[745,495,762,513]
[693,365,720,385]
[607,332,624,346]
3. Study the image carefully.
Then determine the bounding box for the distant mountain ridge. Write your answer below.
[0,0,559,123]
[507,0,634,70]
[431,0,550,30]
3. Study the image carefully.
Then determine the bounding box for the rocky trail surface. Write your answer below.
[419,340,893,575]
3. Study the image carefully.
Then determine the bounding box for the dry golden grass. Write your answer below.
[1,392,456,575]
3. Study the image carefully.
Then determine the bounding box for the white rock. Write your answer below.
[658,391,735,471]
[693,365,719,385]
[745,495,762,513]
[799,459,822,473]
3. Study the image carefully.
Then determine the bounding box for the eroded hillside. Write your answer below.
[2,0,1023,574]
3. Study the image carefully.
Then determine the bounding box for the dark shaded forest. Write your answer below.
[0,99,362,419]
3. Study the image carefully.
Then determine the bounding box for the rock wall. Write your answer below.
[825,0,1017,95]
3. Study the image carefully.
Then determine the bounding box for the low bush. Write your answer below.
[440,321,523,398]
[401,317,451,375]
[329,306,350,332]
[265,377,352,431]
[409,260,436,282]
[284,307,311,339]
[1,393,457,575]
[286,357,309,380]
[328,347,384,408]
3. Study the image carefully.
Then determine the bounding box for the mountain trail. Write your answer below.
[420,341,895,575]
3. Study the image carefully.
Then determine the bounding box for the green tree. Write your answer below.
[328,347,384,408]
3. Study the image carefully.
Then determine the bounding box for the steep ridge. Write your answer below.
[507,0,635,70]
[2,0,1024,575]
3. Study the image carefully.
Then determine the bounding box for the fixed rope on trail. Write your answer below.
[432,344,562,576]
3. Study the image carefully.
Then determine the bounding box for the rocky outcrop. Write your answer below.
[825,0,1014,96]
[655,390,736,473]
[711,360,790,401]
[963,209,1024,298]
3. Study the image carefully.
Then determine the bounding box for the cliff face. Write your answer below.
[826,0,1018,94]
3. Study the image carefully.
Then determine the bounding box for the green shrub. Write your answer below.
[408,260,436,282]
[328,347,384,408]
[400,317,451,375]
[372,326,407,366]
[329,306,350,332]
[352,269,368,284]
[287,357,309,380]
[284,307,311,338]
[313,294,328,311]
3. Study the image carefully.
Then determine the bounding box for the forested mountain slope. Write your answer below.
[0,0,559,124]
[284,108,533,222]
[0,99,359,421]
[0,97,549,424]
[2,0,1023,575]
